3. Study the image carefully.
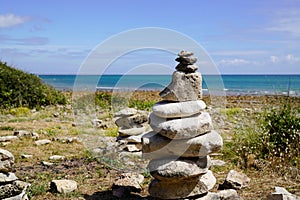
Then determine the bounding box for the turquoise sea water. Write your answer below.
[39,74,300,96]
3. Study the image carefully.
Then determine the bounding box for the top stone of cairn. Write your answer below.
[175,50,198,73]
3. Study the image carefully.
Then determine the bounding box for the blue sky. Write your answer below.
[0,0,300,74]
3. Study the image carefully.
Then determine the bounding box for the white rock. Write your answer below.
[115,108,137,117]
[50,179,77,194]
[0,172,18,183]
[159,71,202,101]
[142,130,223,159]
[150,112,213,139]
[0,136,18,142]
[148,156,211,181]
[42,161,54,166]
[211,159,226,166]
[152,100,206,118]
[118,126,146,136]
[125,144,141,152]
[221,170,250,190]
[35,139,51,146]
[149,170,216,199]
[49,155,65,160]
[21,154,33,159]
[267,187,300,200]
[0,148,14,173]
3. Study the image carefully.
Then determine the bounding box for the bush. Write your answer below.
[0,61,66,108]
[230,98,300,169]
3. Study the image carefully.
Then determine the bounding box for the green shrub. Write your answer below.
[0,61,66,108]
[230,98,300,168]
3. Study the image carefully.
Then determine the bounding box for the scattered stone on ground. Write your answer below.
[0,136,18,142]
[0,148,30,199]
[49,155,65,161]
[112,172,144,198]
[50,179,78,194]
[35,139,51,146]
[14,130,39,139]
[267,187,300,200]
[41,161,54,167]
[21,154,33,159]
[220,169,251,190]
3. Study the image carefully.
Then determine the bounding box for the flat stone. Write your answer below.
[0,172,18,183]
[152,100,206,118]
[125,144,141,152]
[0,180,30,200]
[115,108,138,117]
[149,112,213,139]
[142,130,223,159]
[0,136,18,142]
[149,170,216,199]
[13,130,30,138]
[178,50,194,57]
[21,154,33,159]
[0,149,14,173]
[175,56,197,65]
[221,170,250,190]
[42,161,54,166]
[35,139,51,146]
[267,187,300,200]
[49,155,65,160]
[195,189,240,200]
[148,156,210,181]
[112,172,144,196]
[211,159,226,166]
[117,132,147,143]
[115,113,148,129]
[118,126,146,136]
[176,63,199,73]
[50,179,77,194]
[159,71,202,101]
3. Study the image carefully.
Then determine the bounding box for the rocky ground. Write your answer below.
[0,93,299,199]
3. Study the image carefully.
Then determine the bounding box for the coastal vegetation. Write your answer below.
[0,61,66,108]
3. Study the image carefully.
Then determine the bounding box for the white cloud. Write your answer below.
[212,50,267,56]
[218,58,253,66]
[270,56,279,63]
[0,14,29,28]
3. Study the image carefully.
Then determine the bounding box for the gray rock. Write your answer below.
[34,139,51,146]
[149,112,213,139]
[149,170,216,199]
[52,137,80,143]
[117,132,147,143]
[148,156,210,181]
[178,50,194,57]
[0,181,30,200]
[152,100,206,118]
[42,161,54,166]
[3,191,29,200]
[0,173,18,183]
[211,159,226,166]
[21,155,33,159]
[118,126,146,136]
[115,112,148,129]
[0,136,18,142]
[13,130,30,138]
[267,187,300,200]
[112,172,144,197]
[49,155,65,160]
[115,108,138,117]
[175,56,197,65]
[221,170,250,190]
[0,149,14,173]
[176,63,199,73]
[159,71,202,101]
[125,144,141,152]
[50,179,77,194]
[217,189,240,200]
[142,130,223,159]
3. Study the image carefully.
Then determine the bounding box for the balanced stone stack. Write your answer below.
[114,108,149,152]
[142,51,223,199]
[0,148,30,200]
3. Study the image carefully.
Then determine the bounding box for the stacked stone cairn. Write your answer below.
[114,108,149,153]
[0,148,30,200]
[142,51,223,199]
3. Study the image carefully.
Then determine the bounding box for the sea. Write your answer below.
[39,74,300,97]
